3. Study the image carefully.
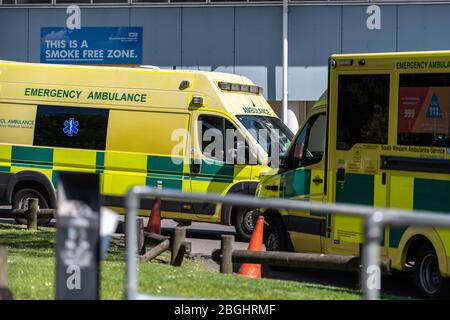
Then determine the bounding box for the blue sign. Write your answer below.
[426,93,443,118]
[40,27,142,65]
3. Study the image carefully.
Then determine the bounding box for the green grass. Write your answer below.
[1,223,365,300]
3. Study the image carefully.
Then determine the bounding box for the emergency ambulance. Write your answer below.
[0,60,293,240]
[257,51,450,298]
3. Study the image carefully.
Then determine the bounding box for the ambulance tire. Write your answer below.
[413,243,450,299]
[263,215,289,252]
[234,207,259,241]
[12,188,52,226]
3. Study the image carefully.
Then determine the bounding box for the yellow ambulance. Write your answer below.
[0,60,293,240]
[257,51,450,298]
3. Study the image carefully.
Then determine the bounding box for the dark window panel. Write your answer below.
[337,74,390,150]
[170,0,206,2]
[55,0,91,3]
[34,105,109,151]
[211,0,247,2]
[132,0,168,3]
[92,0,128,3]
[1,0,15,4]
[16,0,52,3]
[198,115,225,161]
[286,113,325,169]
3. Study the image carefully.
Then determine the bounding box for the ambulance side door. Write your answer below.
[279,112,327,253]
[329,72,391,256]
[189,111,252,220]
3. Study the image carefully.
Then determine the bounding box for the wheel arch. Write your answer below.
[261,208,284,221]
[397,227,448,277]
[262,208,295,250]
[7,170,56,208]
[220,180,259,226]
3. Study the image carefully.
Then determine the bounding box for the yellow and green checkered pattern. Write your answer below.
[0,143,249,198]
[0,144,188,195]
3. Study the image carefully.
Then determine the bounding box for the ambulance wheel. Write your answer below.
[234,207,259,241]
[12,188,52,226]
[413,243,450,299]
[263,215,289,252]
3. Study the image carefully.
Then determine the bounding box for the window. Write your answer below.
[92,0,128,3]
[291,120,309,169]
[236,115,293,158]
[56,0,91,3]
[16,0,51,3]
[34,105,109,150]
[398,73,450,147]
[210,0,246,2]
[305,113,326,161]
[132,0,168,2]
[285,113,325,170]
[171,0,206,2]
[336,74,390,150]
[198,115,248,163]
[199,115,224,161]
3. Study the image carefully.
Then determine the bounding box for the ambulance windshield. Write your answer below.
[236,115,294,157]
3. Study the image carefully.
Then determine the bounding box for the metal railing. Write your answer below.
[124,186,450,300]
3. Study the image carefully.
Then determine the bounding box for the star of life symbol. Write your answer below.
[63,118,79,136]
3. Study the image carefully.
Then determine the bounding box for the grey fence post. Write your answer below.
[0,246,13,299]
[136,218,145,255]
[125,189,139,300]
[220,235,234,274]
[27,198,39,231]
[170,227,186,266]
[361,211,384,300]
[0,247,7,288]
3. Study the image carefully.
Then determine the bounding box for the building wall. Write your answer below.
[1,5,450,102]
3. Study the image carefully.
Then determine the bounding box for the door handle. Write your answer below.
[312,176,323,185]
[265,185,279,191]
[192,162,201,174]
[337,167,346,183]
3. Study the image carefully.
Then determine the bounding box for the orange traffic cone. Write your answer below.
[238,215,264,279]
[147,197,161,234]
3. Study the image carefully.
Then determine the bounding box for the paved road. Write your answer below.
[159,220,250,270]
